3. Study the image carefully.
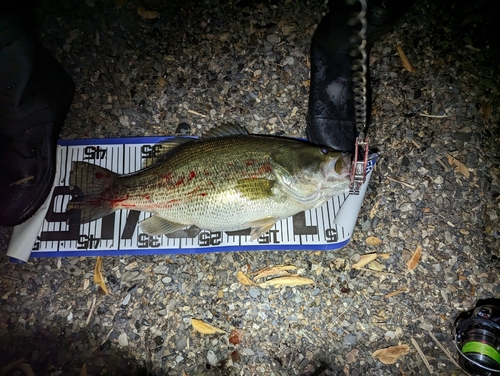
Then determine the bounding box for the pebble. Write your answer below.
[118,333,129,347]
[266,34,280,44]
[344,334,357,345]
[206,350,218,366]
[249,287,260,298]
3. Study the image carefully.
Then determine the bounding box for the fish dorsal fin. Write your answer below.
[201,123,249,139]
[142,138,194,168]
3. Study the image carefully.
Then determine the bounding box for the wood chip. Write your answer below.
[366,236,383,246]
[396,45,417,72]
[384,287,409,299]
[372,344,410,364]
[352,253,378,269]
[191,319,227,335]
[406,245,422,271]
[447,154,470,178]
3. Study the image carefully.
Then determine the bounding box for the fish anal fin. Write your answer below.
[246,217,278,241]
[236,178,275,200]
[139,215,187,236]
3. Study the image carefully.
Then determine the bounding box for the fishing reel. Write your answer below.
[454,298,500,376]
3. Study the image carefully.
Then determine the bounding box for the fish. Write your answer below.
[66,124,351,241]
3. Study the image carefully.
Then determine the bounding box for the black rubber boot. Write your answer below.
[307,0,416,153]
[0,4,75,226]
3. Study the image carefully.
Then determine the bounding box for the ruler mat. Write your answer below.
[8,136,376,260]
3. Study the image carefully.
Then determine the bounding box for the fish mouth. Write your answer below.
[322,153,352,180]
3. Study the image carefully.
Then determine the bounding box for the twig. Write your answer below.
[411,139,422,148]
[187,109,206,118]
[331,295,357,325]
[386,176,416,189]
[9,175,34,186]
[384,287,409,299]
[356,267,403,277]
[419,113,448,118]
[427,331,461,369]
[277,113,286,129]
[100,325,115,346]
[435,156,449,171]
[411,337,434,374]
[85,296,97,327]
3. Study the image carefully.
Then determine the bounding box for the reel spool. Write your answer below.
[454,299,500,376]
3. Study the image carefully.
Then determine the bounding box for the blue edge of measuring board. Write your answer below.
[27,239,351,259]
[21,136,368,259]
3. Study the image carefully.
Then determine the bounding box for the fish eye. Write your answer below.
[319,147,330,155]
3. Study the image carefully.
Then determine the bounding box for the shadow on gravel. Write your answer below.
[0,325,149,376]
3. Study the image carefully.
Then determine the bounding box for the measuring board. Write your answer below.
[7,136,376,260]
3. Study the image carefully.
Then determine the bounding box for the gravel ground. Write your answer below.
[1,0,499,375]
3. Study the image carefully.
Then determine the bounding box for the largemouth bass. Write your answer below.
[66,124,351,241]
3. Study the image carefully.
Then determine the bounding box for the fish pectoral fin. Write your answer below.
[139,215,187,236]
[246,217,278,241]
[236,178,275,200]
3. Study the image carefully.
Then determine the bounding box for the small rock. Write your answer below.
[119,115,130,127]
[249,287,260,298]
[121,293,131,306]
[344,334,357,345]
[118,333,129,347]
[207,350,218,366]
[242,348,255,356]
[266,34,280,44]
[162,276,172,284]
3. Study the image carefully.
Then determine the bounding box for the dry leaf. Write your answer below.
[352,253,378,269]
[274,265,297,271]
[80,363,88,376]
[378,253,390,259]
[191,319,227,335]
[237,271,257,286]
[137,7,160,19]
[481,101,492,122]
[372,344,410,364]
[368,260,384,271]
[259,275,314,288]
[247,265,297,281]
[94,256,109,295]
[447,154,470,178]
[406,245,422,271]
[229,329,246,345]
[366,236,383,246]
[396,45,417,72]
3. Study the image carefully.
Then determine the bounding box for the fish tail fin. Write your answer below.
[66,162,119,224]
